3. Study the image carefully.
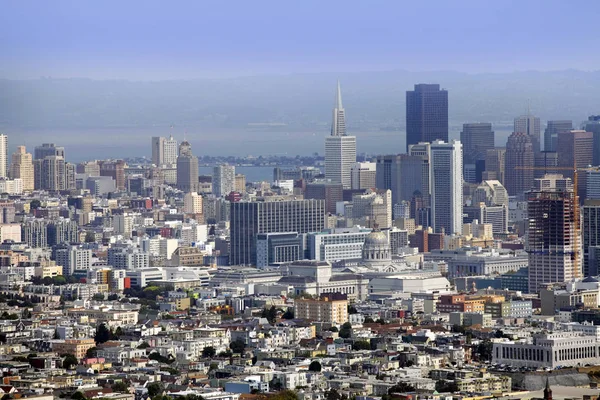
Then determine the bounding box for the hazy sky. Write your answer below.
[1,0,599,80]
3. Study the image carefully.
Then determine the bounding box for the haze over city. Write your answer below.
[2,1,600,159]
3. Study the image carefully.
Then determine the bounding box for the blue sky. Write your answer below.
[1,0,598,79]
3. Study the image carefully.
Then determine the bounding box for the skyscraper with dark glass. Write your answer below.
[406,84,448,152]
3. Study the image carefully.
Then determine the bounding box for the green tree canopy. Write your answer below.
[308,360,322,372]
[230,339,246,354]
[202,346,216,358]
[94,323,111,344]
[62,353,78,370]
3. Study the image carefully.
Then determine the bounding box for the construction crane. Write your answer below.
[515,165,599,280]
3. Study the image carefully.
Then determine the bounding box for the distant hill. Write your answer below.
[1,70,599,131]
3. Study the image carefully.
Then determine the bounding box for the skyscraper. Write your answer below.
[483,148,506,184]
[325,81,356,189]
[213,164,236,197]
[151,136,165,166]
[0,134,7,178]
[229,199,326,265]
[176,141,199,192]
[375,154,424,206]
[163,135,178,165]
[34,155,67,191]
[584,116,600,166]
[544,120,572,152]
[350,162,376,190]
[460,123,494,164]
[505,132,534,196]
[514,114,541,154]
[406,84,448,151]
[430,140,463,234]
[152,135,178,166]
[582,200,600,276]
[527,175,581,293]
[9,146,34,192]
[34,143,65,160]
[557,130,593,200]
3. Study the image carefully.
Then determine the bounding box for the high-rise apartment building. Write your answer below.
[183,192,203,214]
[582,200,600,276]
[34,143,64,160]
[408,142,432,207]
[584,115,600,166]
[176,141,199,193]
[213,164,236,197]
[460,123,494,164]
[430,140,463,234]
[505,132,534,197]
[34,155,67,191]
[350,162,376,190]
[152,135,178,166]
[514,114,541,154]
[406,84,448,151]
[544,120,572,152]
[0,134,7,178]
[294,294,348,324]
[325,82,356,189]
[9,146,34,192]
[229,199,326,266]
[163,136,178,165]
[527,175,581,293]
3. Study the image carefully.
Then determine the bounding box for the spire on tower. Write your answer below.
[336,80,343,109]
[331,81,347,137]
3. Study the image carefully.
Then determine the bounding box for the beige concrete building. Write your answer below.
[9,146,34,192]
[295,294,348,324]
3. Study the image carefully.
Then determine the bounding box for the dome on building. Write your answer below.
[362,225,391,266]
[363,229,388,248]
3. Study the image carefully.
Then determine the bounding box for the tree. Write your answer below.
[147,382,164,398]
[435,380,458,393]
[84,232,96,243]
[202,346,216,358]
[22,308,32,319]
[389,382,416,393]
[352,341,371,351]
[137,342,150,349]
[475,339,493,361]
[261,306,277,323]
[107,293,119,301]
[86,347,97,358]
[364,317,375,324]
[53,329,61,339]
[339,322,352,339]
[308,360,322,372]
[62,353,78,370]
[112,381,129,393]
[376,318,386,325]
[325,389,341,400]
[348,305,358,314]
[328,326,339,332]
[94,323,111,344]
[230,339,245,354]
[115,327,123,338]
[282,309,294,320]
[30,199,41,211]
[92,293,105,301]
[71,392,87,400]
